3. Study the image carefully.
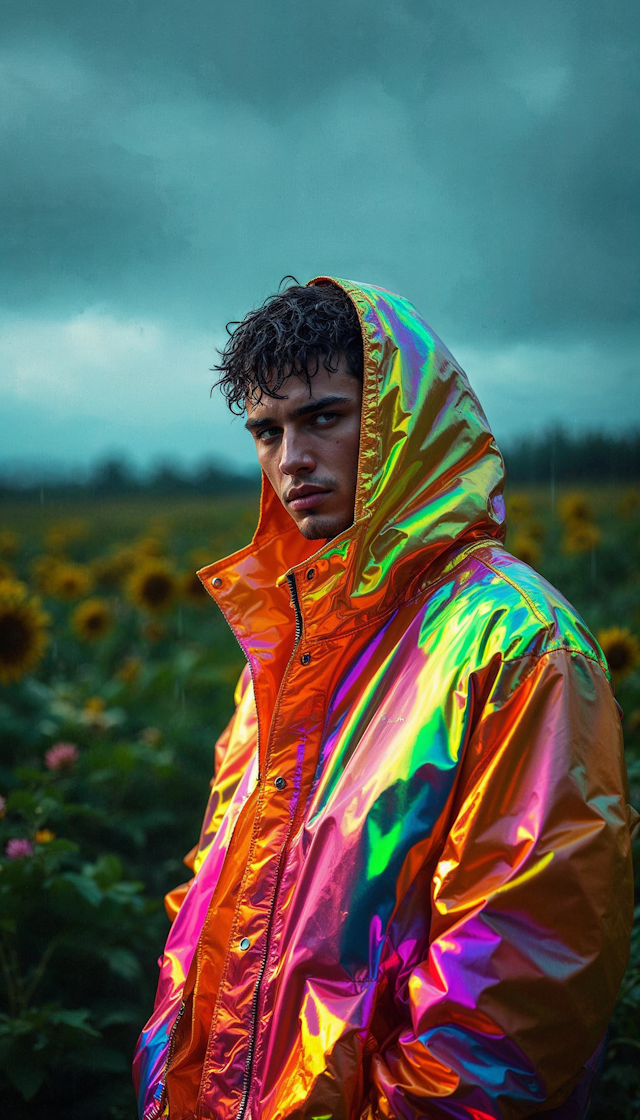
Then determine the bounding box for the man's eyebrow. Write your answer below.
[244,395,353,432]
[244,413,277,433]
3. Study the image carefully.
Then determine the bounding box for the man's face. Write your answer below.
[245,355,362,540]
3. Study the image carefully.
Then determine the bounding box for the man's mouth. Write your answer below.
[286,484,332,511]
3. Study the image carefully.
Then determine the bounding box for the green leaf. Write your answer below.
[95,1007,139,1029]
[68,1045,128,1072]
[61,872,103,906]
[108,879,144,899]
[13,767,47,783]
[42,837,79,855]
[50,1007,99,1035]
[102,947,141,980]
[7,789,38,812]
[92,853,122,889]
[5,1055,45,1100]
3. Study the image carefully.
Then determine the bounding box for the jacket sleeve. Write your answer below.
[164,664,256,922]
[370,647,635,1120]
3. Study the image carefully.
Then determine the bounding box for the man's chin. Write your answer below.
[295,513,352,541]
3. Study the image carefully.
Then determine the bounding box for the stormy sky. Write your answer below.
[1,0,639,471]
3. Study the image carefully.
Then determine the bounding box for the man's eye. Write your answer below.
[257,427,281,441]
[313,412,338,426]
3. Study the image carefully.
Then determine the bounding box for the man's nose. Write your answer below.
[278,428,315,476]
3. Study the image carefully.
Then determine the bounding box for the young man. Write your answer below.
[134,279,636,1120]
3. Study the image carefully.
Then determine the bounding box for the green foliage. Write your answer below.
[0,498,250,1116]
[0,489,638,1117]
[591,903,640,1117]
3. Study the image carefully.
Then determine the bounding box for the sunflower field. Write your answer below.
[0,488,638,1119]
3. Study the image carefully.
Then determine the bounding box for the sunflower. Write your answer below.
[127,561,177,614]
[189,548,212,569]
[0,561,15,583]
[0,530,19,558]
[617,492,640,520]
[0,579,50,685]
[180,569,209,606]
[510,533,541,568]
[71,598,114,642]
[559,492,592,524]
[506,493,534,521]
[561,523,601,554]
[91,546,138,590]
[49,563,93,600]
[84,696,105,715]
[80,696,111,729]
[146,516,171,538]
[597,627,640,683]
[525,520,546,541]
[30,556,62,594]
[117,655,142,685]
[44,519,89,555]
[133,536,165,559]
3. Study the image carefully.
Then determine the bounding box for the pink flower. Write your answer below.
[45,742,79,771]
[6,838,34,860]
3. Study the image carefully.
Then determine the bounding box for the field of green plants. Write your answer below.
[0,488,638,1119]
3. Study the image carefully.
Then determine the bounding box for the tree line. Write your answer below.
[1,429,639,498]
[503,428,640,484]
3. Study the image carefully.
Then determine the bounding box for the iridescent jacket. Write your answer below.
[133,279,636,1120]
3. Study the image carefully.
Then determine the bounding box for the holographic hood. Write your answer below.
[208,277,507,653]
[133,280,634,1120]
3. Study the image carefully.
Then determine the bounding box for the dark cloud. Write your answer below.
[1,0,638,463]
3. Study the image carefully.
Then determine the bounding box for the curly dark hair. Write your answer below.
[213,278,364,414]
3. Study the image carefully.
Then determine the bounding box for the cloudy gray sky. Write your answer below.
[1,0,639,471]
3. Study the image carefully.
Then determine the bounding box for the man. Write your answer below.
[134,278,636,1120]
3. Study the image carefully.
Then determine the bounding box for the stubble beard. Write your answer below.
[295,511,354,541]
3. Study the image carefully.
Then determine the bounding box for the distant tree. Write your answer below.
[91,459,139,495]
[2,431,639,499]
[503,428,640,483]
[147,461,190,495]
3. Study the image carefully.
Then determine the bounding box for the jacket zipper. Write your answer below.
[234,572,303,1120]
[286,572,303,646]
[146,998,187,1119]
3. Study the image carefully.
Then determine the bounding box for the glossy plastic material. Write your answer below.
[133,279,635,1120]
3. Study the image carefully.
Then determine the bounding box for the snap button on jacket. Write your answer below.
[133,279,635,1120]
